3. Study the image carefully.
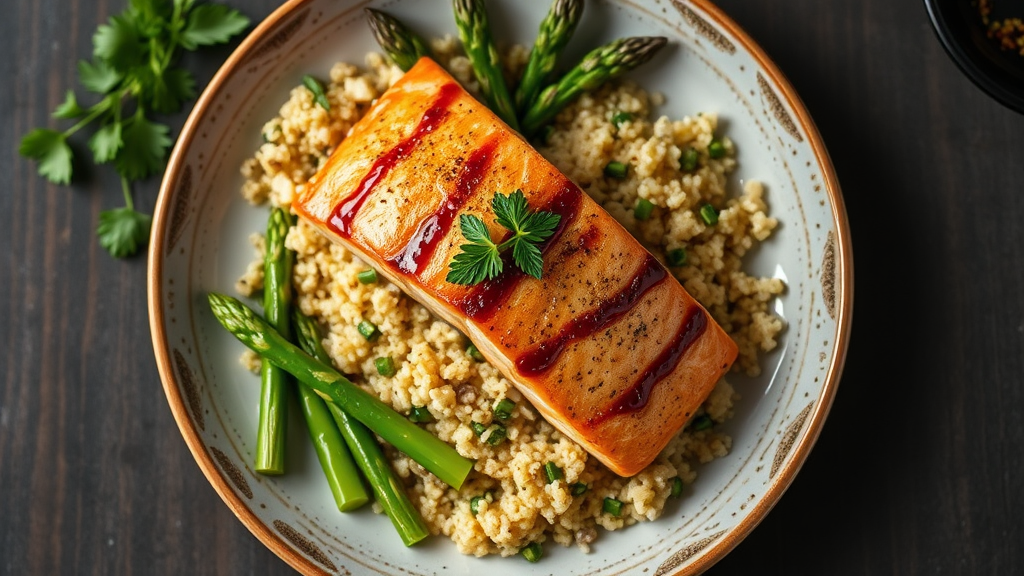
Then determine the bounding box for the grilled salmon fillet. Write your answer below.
[294,57,738,476]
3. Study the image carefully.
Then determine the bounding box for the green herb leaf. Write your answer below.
[180,4,250,50]
[129,0,173,30]
[77,59,123,94]
[93,14,144,71]
[447,191,561,285]
[446,215,503,285]
[19,129,74,185]
[97,207,152,258]
[302,75,331,111]
[510,237,544,279]
[173,0,197,13]
[115,116,171,180]
[491,189,531,233]
[149,67,197,114]
[53,91,87,119]
[88,122,123,163]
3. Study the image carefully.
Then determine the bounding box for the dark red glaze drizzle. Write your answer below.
[515,254,667,376]
[389,137,500,274]
[455,179,582,321]
[327,83,461,236]
[588,307,708,427]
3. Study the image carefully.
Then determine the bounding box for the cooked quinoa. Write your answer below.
[236,41,783,557]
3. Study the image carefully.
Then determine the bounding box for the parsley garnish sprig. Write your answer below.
[446,190,561,285]
[19,0,249,258]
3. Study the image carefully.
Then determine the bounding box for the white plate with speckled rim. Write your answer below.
[148,0,852,574]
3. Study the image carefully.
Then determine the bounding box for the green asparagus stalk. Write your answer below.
[208,292,474,490]
[453,0,521,131]
[255,207,294,474]
[514,0,584,114]
[293,312,430,546]
[365,8,433,72]
[293,369,370,511]
[520,36,667,137]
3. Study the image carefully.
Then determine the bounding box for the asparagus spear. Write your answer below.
[520,36,668,137]
[294,380,370,511]
[255,207,294,474]
[514,0,584,114]
[208,292,474,490]
[284,313,370,513]
[365,8,433,72]
[293,312,430,546]
[453,0,521,131]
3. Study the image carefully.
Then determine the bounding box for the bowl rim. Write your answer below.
[147,0,854,574]
[924,0,1024,114]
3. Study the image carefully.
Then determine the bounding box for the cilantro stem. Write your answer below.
[120,177,134,210]
[61,102,110,138]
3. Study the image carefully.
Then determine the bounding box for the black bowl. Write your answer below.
[925,0,1024,113]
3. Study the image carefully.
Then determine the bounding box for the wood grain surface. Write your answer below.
[2,0,1023,574]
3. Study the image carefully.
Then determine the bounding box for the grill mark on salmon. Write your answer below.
[389,136,501,275]
[516,254,667,376]
[328,82,461,236]
[589,307,708,427]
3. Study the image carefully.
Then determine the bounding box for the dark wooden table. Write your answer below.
[4,0,1023,574]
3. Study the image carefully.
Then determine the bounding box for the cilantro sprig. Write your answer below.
[446,190,561,285]
[19,0,249,258]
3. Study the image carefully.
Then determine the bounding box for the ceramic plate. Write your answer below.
[148,0,852,573]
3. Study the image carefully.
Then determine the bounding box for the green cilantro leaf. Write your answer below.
[447,192,562,285]
[93,14,144,71]
[127,0,173,35]
[115,116,171,180]
[149,67,197,113]
[53,90,87,119]
[492,189,530,232]
[78,59,123,94]
[492,190,560,244]
[97,207,152,258]
[19,129,74,185]
[519,209,561,243]
[460,212,494,245]
[511,236,544,279]
[492,190,560,278]
[88,122,123,163]
[180,4,250,50]
[302,75,331,111]
[446,215,503,285]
